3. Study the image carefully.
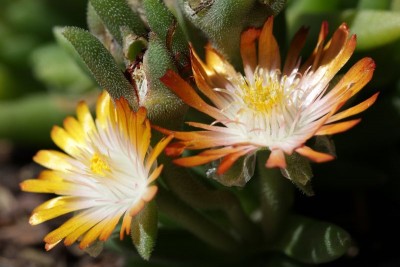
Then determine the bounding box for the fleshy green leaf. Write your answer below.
[257,151,294,242]
[343,10,400,50]
[187,0,257,67]
[131,200,158,260]
[89,0,147,44]
[142,34,187,127]
[123,34,148,61]
[163,0,208,59]
[281,152,314,196]
[143,0,189,65]
[62,27,137,107]
[83,240,104,257]
[206,153,256,187]
[275,215,351,264]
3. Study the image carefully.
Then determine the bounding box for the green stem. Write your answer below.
[161,159,262,245]
[156,187,239,252]
[257,151,294,243]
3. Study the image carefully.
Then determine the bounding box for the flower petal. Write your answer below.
[283,26,309,75]
[316,119,361,135]
[327,92,379,123]
[160,70,226,121]
[296,146,335,163]
[258,16,281,70]
[241,27,261,79]
[265,149,286,169]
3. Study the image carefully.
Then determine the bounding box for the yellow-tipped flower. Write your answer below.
[155,16,378,174]
[21,91,172,250]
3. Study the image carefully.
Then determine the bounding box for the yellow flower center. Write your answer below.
[90,153,110,176]
[240,73,283,113]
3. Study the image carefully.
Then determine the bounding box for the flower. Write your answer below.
[20,91,172,250]
[155,16,378,174]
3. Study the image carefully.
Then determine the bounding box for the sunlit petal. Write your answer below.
[21,91,168,250]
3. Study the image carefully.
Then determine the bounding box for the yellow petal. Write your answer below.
[63,116,85,142]
[20,179,72,194]
[96,91,112,128]
[33,150,72,171]
[79,211,122,248]
[51,126,82,157]
[145,135,173,172]
[76,101,95,134]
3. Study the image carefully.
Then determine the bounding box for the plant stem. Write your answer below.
[161,159,262,245]
[156,187,239,252]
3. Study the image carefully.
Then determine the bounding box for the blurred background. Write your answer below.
[1,0,400,266]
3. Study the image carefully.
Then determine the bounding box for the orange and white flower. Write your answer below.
[155,16,378,174]
[20,91,172,250]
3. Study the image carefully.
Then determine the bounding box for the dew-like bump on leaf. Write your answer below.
[62,27,137,107]
[343,10,400,50]
[131,200,158,260]
[89,0,147,45]
[275,215,351,264]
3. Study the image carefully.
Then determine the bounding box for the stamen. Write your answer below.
[90,153,110,176]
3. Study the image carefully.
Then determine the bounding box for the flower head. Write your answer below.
[20,91,172,250]
[156,16,378,174]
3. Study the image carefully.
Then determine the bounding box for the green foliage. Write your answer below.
[4,0,400,266]
[343,9,400,50]
[169,0,286,66]
[143,0,189,63]
[131,201,159,260]
[62,27,137,107]
[89,0,147,44]
[142,35,187,127]
[258,152,294,242]
[275,215,351,264]
[281,153,314,196]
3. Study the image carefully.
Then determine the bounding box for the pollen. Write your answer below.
[240,70,283,113]
[90,153,110,176]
